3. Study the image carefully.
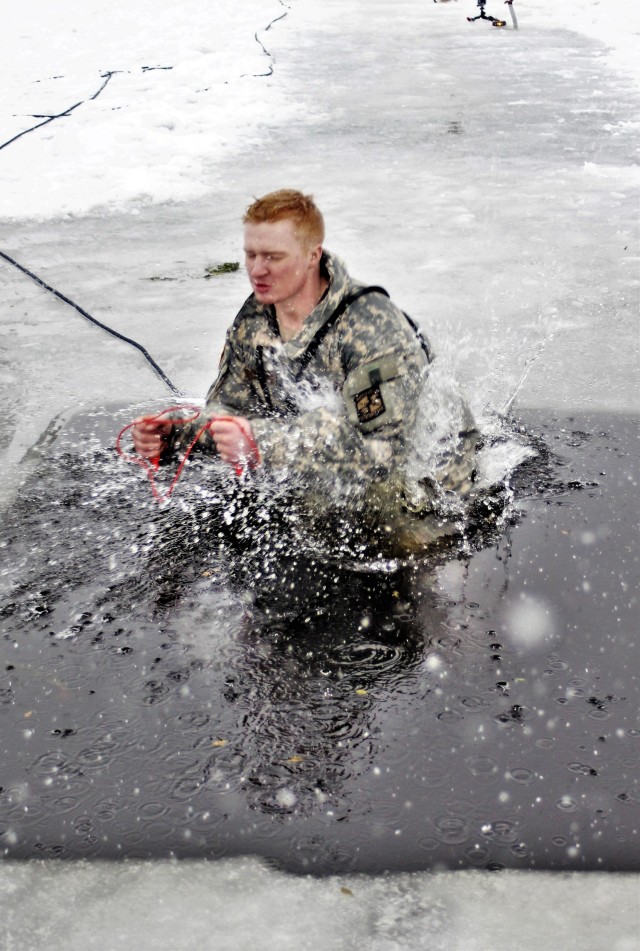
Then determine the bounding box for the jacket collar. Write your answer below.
[253,251,353,359]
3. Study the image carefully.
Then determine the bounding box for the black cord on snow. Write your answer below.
[1,13,291,391]
[243,0,291,78]
[0,250,182,396]
[0,71,118,152]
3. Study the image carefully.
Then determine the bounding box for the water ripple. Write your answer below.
[506,767,536,785]
[433,815,472,845]
[555,796,580,814]
[480,819,521,846]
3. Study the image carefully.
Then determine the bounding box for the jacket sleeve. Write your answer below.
[164,310,266,458]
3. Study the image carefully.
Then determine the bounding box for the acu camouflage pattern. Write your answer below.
[169,252,479,553]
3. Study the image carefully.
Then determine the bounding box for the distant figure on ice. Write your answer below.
[132,189,478,554]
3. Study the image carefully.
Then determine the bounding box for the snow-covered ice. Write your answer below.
[2,859,639,951]
[1,0,638,221]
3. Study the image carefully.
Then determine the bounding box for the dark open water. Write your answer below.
[0,406,638,873]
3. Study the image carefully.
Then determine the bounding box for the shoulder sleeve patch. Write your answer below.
[344,355,403,433]
[354,384,386,424]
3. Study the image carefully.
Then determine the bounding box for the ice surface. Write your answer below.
[1,0,639,947]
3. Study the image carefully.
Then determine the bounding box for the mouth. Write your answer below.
[253,283,271,295]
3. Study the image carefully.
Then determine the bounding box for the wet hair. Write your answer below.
[243,189,325,248]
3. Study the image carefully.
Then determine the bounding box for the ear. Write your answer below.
[308,243,323,268]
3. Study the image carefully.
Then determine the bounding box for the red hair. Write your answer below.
[243,189,325,248]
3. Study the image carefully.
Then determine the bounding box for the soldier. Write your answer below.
[133,189,478,555]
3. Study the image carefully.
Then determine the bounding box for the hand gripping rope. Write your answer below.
[116,405,260,504]
[0,255,259,504]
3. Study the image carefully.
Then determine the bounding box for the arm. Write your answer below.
[146,310,265,462]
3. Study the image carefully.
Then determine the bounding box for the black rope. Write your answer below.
[243,0,291,78]
[294,286,390,379]
[0,250,182,395]
[0,71,118,153]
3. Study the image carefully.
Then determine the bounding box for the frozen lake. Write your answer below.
[1,0,639,947]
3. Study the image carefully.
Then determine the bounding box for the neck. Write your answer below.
[275,273,328,340]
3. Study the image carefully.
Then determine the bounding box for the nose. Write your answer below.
[249,255,269,278]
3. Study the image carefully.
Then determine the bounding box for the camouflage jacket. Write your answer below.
[172,252,431,496]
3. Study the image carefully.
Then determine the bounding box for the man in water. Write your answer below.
[133,189,477,554]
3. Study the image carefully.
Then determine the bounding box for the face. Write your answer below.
[244,219,321,308]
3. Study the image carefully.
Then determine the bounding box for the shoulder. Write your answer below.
[344,286,416,342]
[323,252,406,329]
[227,294,276,345]
[230,293,260,328]
[337,287,432,375]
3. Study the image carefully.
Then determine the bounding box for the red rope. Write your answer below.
[115,404,260,504]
